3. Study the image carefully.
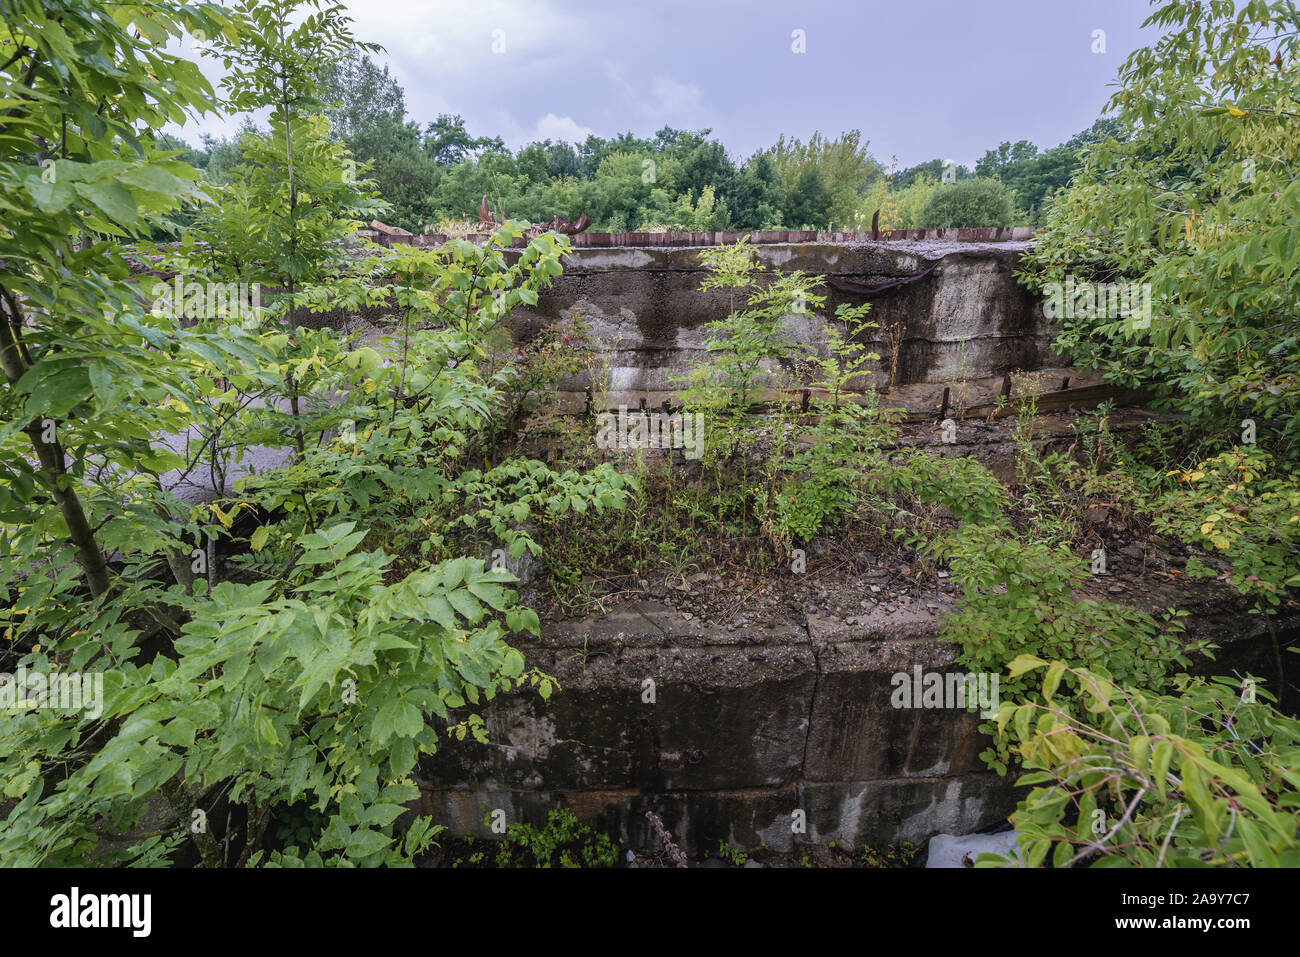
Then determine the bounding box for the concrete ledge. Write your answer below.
[372,227,1040,249]
[418,774,1017,857]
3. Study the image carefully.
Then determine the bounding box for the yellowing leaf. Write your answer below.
[250,526,270,552]
[1007,654,1049,677]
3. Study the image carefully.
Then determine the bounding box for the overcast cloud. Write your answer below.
[175,0,1160,167]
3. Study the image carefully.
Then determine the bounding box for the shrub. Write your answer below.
[917,177,1016,228]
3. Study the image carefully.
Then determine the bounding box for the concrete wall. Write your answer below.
[417,599,1017,857]
[501,238,1089,414]
[415,579,1296,859]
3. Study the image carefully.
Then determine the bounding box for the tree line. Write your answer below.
[170,49,1121,235]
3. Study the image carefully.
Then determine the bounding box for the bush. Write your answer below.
[917,177,1016,228]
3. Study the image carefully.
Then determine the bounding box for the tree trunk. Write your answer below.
[0,287,111,596]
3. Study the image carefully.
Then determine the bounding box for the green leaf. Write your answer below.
[73,180,137,223]
[1151,739,1174,798]
[502,649,526,677]
[447,589,483,623]
[346,828,393,859]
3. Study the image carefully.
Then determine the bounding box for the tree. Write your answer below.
[515,142,551,184]
[972,122,1130,223]
[769,130,881,227]
[581,151,655,230]
[894,157,971,188]
[1016,0,1300,749]
[895,173,940,229]
[974,139,1039,179]
[576,130,653,178]
[0,0,630,869]
[674,139,738,216]
[1020,0,1300,443]
[199,122,257,184]
[977,140,1034,180]
[313,49,444,230]
[0,0,229,601]
[203,0,386,461]
[781,164,833,229]
[1063,116,1123,151]
[543,140,581,179]
[316,47,405,145]
[424,113,503,166]
[989,660,1300,868]
[996,146,1076,222]
[730,152,783,228]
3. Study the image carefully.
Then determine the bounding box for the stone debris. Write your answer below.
[925,830,1023,868]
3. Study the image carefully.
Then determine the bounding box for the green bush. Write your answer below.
[491,809,621,868]
[916,177,1016,228]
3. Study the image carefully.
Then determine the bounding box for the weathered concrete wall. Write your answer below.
[259,233,1084,417]
[416,572,1298,859]
[416,599,1017,857]
[502,238,1082,413]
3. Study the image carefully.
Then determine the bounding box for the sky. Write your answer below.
[174,0,1163,168]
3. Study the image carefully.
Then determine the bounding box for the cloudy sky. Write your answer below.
[177,0,1161,167]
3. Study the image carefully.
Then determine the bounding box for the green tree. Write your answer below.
[1019,0,1300,442]
[894,173,940,229]
[314,47,441,229]
[317,47,405,144]
[974,139,1039,179]
[0,0,629,869]
[201,0,386,460]
[542,140,581,179]
[425,113,504,166]
[894,157,971,188]
[971,121,1129,223]
[674,139,738,214]
[731,152,783,228]
[996,146,1076,222]
[781,164,833,228]
[769,130,881,227]
[994,0,1300,865]
[581,151,655,230]
[199,122,257,185]
[987,660,1299,868]
[0,0,231,600]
